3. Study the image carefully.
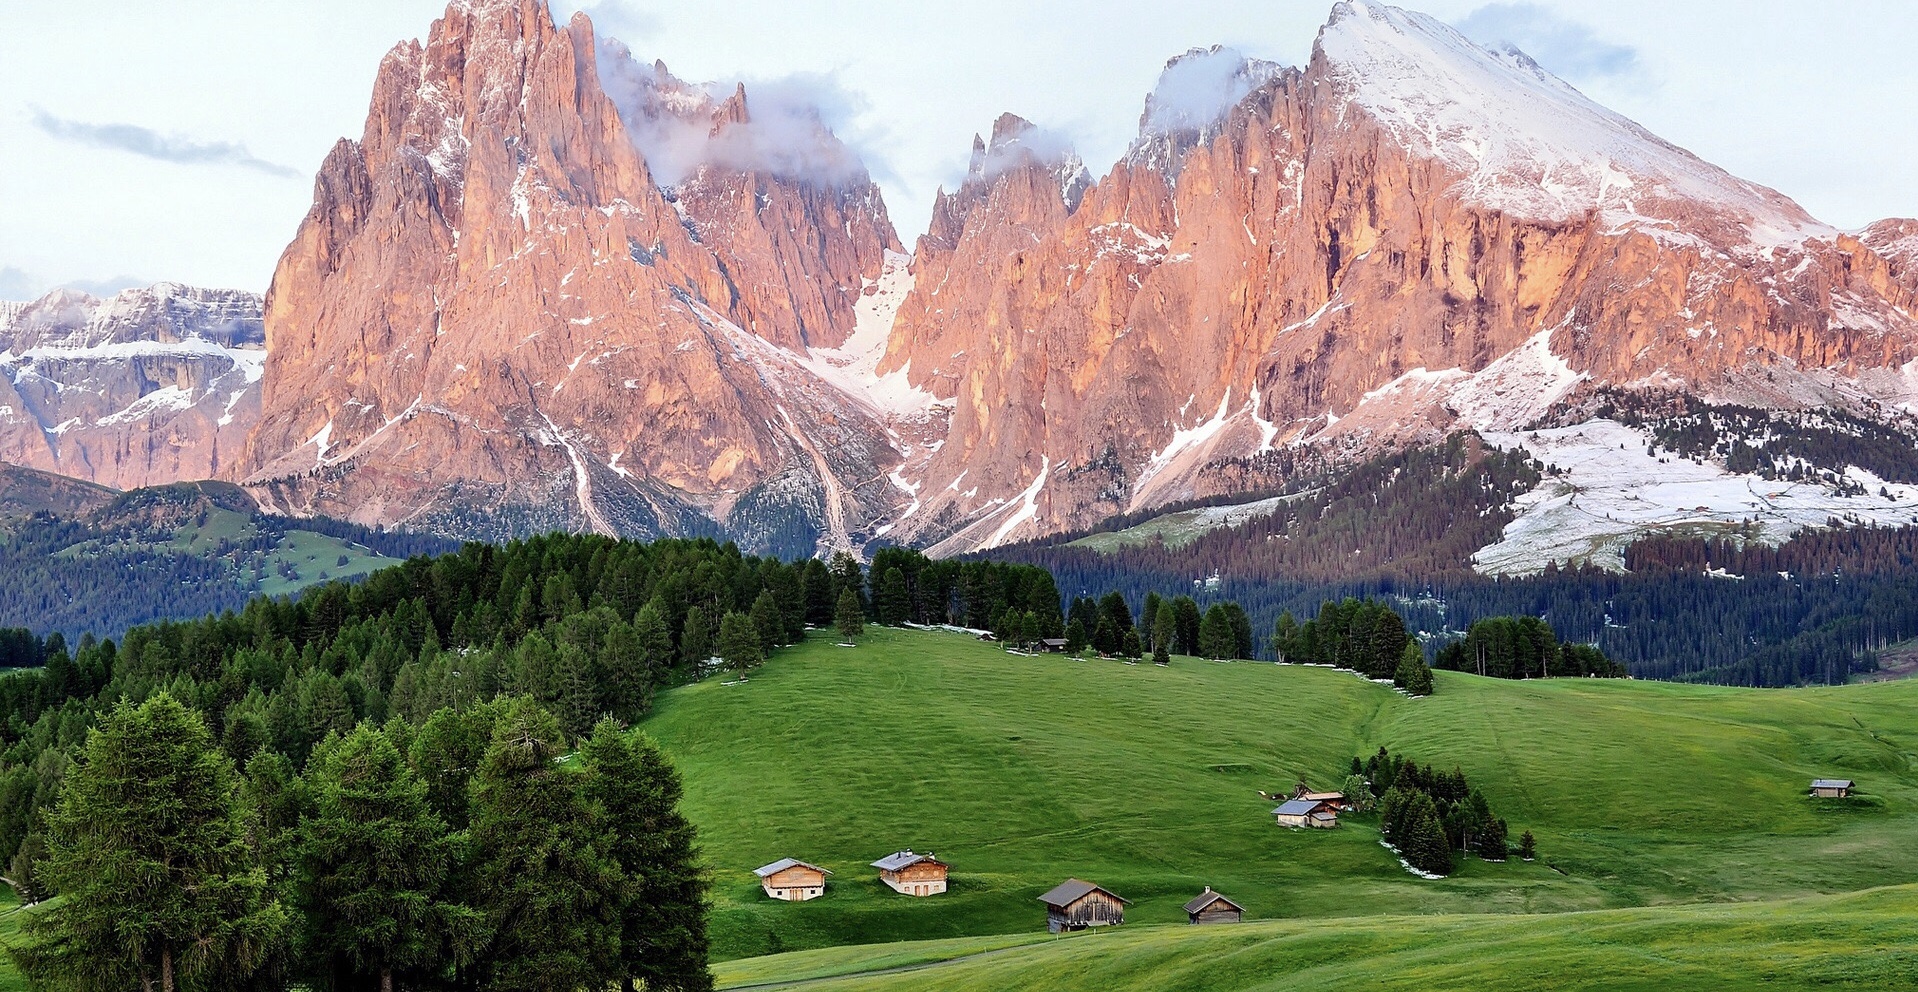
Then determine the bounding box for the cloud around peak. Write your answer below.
[1454,2,1641,82]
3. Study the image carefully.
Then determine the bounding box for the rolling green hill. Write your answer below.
[711,885,1918,990]
[637,627,1918,967]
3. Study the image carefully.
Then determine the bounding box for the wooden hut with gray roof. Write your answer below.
[1038,878,1128,932]
[1811,778,1856,798]
[754,858,830,901]
[1183,886,1244,924]
[870,850,949,896]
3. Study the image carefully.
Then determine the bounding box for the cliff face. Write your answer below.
[875,3,1918,552]
[0,284,263,490]
[240,0,903,553]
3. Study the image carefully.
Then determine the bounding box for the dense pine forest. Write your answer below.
[1008,437,1918,687]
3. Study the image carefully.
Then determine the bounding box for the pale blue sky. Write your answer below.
[2,1,1912,297]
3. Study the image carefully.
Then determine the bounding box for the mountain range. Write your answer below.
[6,0,1916,567]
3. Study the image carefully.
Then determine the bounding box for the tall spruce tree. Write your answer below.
[874,568,910,626]
[1154,603,1177,659]
[748,591,784,655]
[468,699,622,992]
[834,589,865,644]
[294,724,483,992]
[1198,603,1235,659]
[10,694,287,992]
[633,600,676,674]
[716,612,764,676]
[680,606,714,666]
[580,721,713,992]
[1171,596,1202,656]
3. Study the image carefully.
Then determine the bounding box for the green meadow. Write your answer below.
[711,885,1918,990]
[637,626,1918,971]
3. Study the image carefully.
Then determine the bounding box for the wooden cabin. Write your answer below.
[1273,798,1339,828]
[1183,886,1244,925]
[1038,878,1128,933]
[1811,778,1855,798]
[871,850,949,896]
[754,858,831,901]
[1295,789,1348,811]
[1038,638,1070,653]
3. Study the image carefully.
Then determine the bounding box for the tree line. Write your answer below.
[1432,616,1625,679]
[11,692,707,992]
[1271,598,1433,695]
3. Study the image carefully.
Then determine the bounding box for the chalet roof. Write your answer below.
[1040,638,1068,646]
[1182,886,1243,915]
[754,858,831,878]
[1811,779,1855,789]
[1310,811,1338,822]
[1273,799,1321,816]
[1038,878,1129,908]
[1301,791,1345,802]
[871,850,945,872]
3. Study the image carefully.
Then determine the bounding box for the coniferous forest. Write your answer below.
[1006,437,1918,687]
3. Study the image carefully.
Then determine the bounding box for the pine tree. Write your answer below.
[1155,603,1177,658]
[1152,642,1170,666]
[1518,829,1537,861]
[1399,792,1454,877]
[835,589,865,645]
[1199,603,1235,659]
[295,724,484,992]
[634,599,676,674]
[468,699,623,992]
[1091,616,1118,655]
[681,606,714,666]
[408,702,501,831]
[11,694,288,992]
[716,612,764,675]
[749,590,784,653]
[1064,618,1089,653]
[557,643,603,737]
[580,721,713,992]
[874,567,910,626]
[601,620,651,719]
[1120,627,1143,659]
[1172,596,1202,655]
[1271,611,1300,662]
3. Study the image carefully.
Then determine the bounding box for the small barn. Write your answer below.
[1811,778,1856,798]
[1273,798,1338,828]
[754,858,831,901]
[871,850,949,896]
[1038,638,1069,653]
[1038,878,1128,933]
[1183,886,1244,925]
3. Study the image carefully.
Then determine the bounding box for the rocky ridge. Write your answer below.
[0,283,263,490]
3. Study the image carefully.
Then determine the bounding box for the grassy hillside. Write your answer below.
[0,480,452,637]
[639,627,1918,962]
[713,885,1918,991]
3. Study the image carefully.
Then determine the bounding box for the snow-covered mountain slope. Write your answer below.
[0,284,264,489]
[1318,1,1822,243]
[1475,419,1918,576]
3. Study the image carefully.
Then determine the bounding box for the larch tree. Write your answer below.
[10,693,287,992]
[294,724,484,992]
[467,699,623,992]
[580,721,713,992]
